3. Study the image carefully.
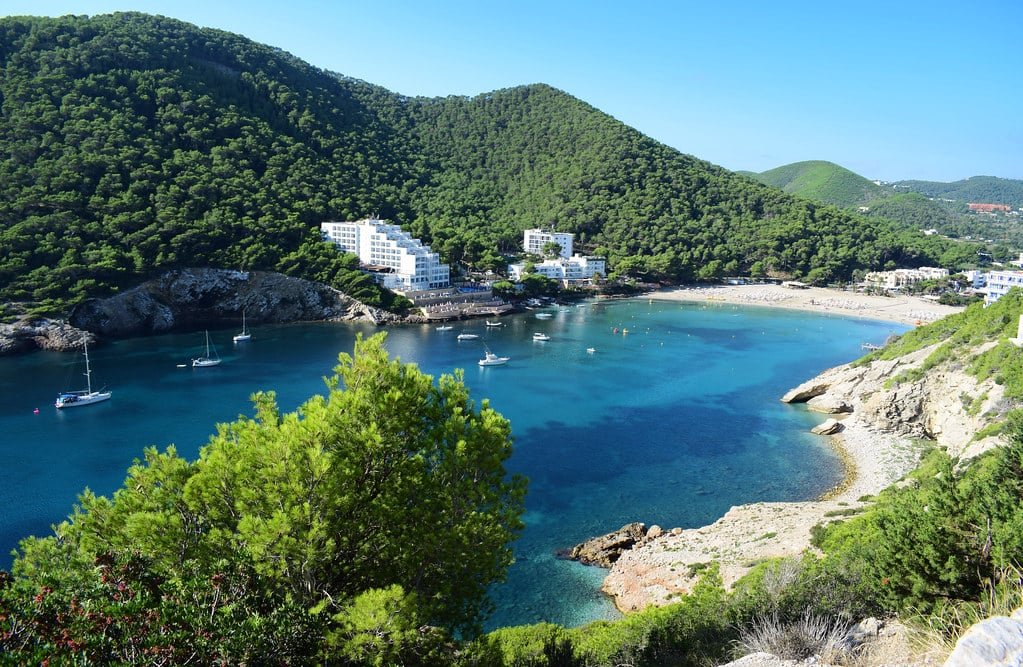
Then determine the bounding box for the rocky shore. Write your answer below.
[1,268,418,355]
[577,303,1003,614]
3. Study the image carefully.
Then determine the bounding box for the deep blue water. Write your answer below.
[0,299,904,629]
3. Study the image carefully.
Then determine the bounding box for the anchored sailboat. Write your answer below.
[192,330,222,367]
[233,310,251,342]
[55,337,111,408]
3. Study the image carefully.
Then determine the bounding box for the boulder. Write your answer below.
[944,610,1023,667]
[646,525,664,539]
[562,522,647,567]
[806,395,852,414]
[810,418,844,435]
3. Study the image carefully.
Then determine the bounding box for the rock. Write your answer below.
[671,527,683,535]
[562,522,647,567]
[0,309,94,356]
[810,418,844,435]
[780,380,831,403]
[646,525,664,539]
[68,268,410,338]
[944,612,1023,667]
[806,395,851,414]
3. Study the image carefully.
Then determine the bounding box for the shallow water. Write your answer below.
[0,299,904,629]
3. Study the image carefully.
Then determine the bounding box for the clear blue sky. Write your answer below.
[4,0,1021,182]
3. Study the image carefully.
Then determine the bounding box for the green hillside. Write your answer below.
[0,14,976,312]
[752,160,889,208]
[895,176,1023,208]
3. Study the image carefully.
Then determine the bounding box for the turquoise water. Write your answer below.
[0,299,904,629]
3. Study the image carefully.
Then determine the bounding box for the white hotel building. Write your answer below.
[321,218,450,291]
[984,270,1023,305]
[523,228,574,259]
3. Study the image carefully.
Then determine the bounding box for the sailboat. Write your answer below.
[55,337,111,408]
[192,330,222,367]
[233,310,251,342]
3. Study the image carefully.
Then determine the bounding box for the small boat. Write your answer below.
[532,332,551,341]
[535,312,553,319]
[233,310,251,342]
[55,337,111,409]
[478,350,510,366]
[861,342,882,351]
[436,325,454,331]
[485,320,504,327]
[586,347,596,353]
[457,333,480,341]
[192,330,222,367]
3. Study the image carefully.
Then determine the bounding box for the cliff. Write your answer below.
[1,268,411,354]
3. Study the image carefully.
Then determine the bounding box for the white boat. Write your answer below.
[535,312,553,319]
[192,330,222,367]
[586,347,596,354]
[457,333,480,341]
[55,337,111,409]
[478,350,510,366]
[233,310,251,342]
[485,320,504,327]
[533,332,551,341]
[436,325,454,331]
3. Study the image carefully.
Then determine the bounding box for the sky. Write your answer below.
[3,0,1021,182]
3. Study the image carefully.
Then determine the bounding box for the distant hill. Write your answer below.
[893,176,1023,208]
[0,13,976,311]
[751,160,889,208]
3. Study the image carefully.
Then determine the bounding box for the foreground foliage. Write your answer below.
[0,334,525,663]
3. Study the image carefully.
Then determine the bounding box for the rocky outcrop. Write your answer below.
[810,418,844,435]
[0,315,94,355]
[944,607,1023,667]
[562,523,648,567]
[68,268,411,338]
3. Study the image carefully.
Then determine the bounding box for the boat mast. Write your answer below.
[83,338,93,394]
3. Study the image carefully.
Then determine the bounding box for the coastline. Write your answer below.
[599,285,946,613]
[646,283,963,327]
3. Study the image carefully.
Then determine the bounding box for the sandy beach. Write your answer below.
[601,284,955,612]
[647,283,964,327]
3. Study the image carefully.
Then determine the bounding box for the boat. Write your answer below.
[457,333,480,341]
[535,312,553,319]
[478,350,510,366]
[233,310,251,342]
[532,332,551,341]
[586,347,596,354]
[192,330,222,367]
[436,325,454,331]
[55,338,111,409]
[485,320,504,327]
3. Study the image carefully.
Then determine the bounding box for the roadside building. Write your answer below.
[321,218,450,290]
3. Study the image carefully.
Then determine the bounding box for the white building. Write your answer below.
[864,267,949,290]
[507,255,606,283]
[984,270,1023,305]
[523,228,574,259]
[321,218,449,291]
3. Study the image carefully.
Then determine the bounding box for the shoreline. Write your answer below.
[599,286,943,612]
[646,283,963,327]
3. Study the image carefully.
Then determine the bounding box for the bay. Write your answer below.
[0,298,904,629]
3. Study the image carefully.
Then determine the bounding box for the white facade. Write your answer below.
[321,218,450,290]
[864,267,949,290]
[984,270,1023,305]
[507,255,606,283]
[524,228,574,259]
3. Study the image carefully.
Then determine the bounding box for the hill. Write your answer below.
[894,175,1023,208]
[0,13,975,313]
[752,160,888,208]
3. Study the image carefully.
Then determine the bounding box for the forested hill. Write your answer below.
[893,176,1023,208]
[751,160,888,208]
[0,13,974,311]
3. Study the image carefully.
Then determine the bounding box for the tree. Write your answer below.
[0,334,526,660]
[541,241,563,259]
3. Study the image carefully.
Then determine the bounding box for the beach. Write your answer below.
[602,284,955,612]
[648,283,964,327]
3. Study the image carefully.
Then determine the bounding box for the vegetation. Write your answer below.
[894,176,1023,209]
[0,13,979,315]
[0,334,526,662]
[752,160,888,208]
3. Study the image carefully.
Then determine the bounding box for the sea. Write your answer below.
[0,298,905,630]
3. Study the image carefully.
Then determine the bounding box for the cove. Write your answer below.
[0,299,905,629]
